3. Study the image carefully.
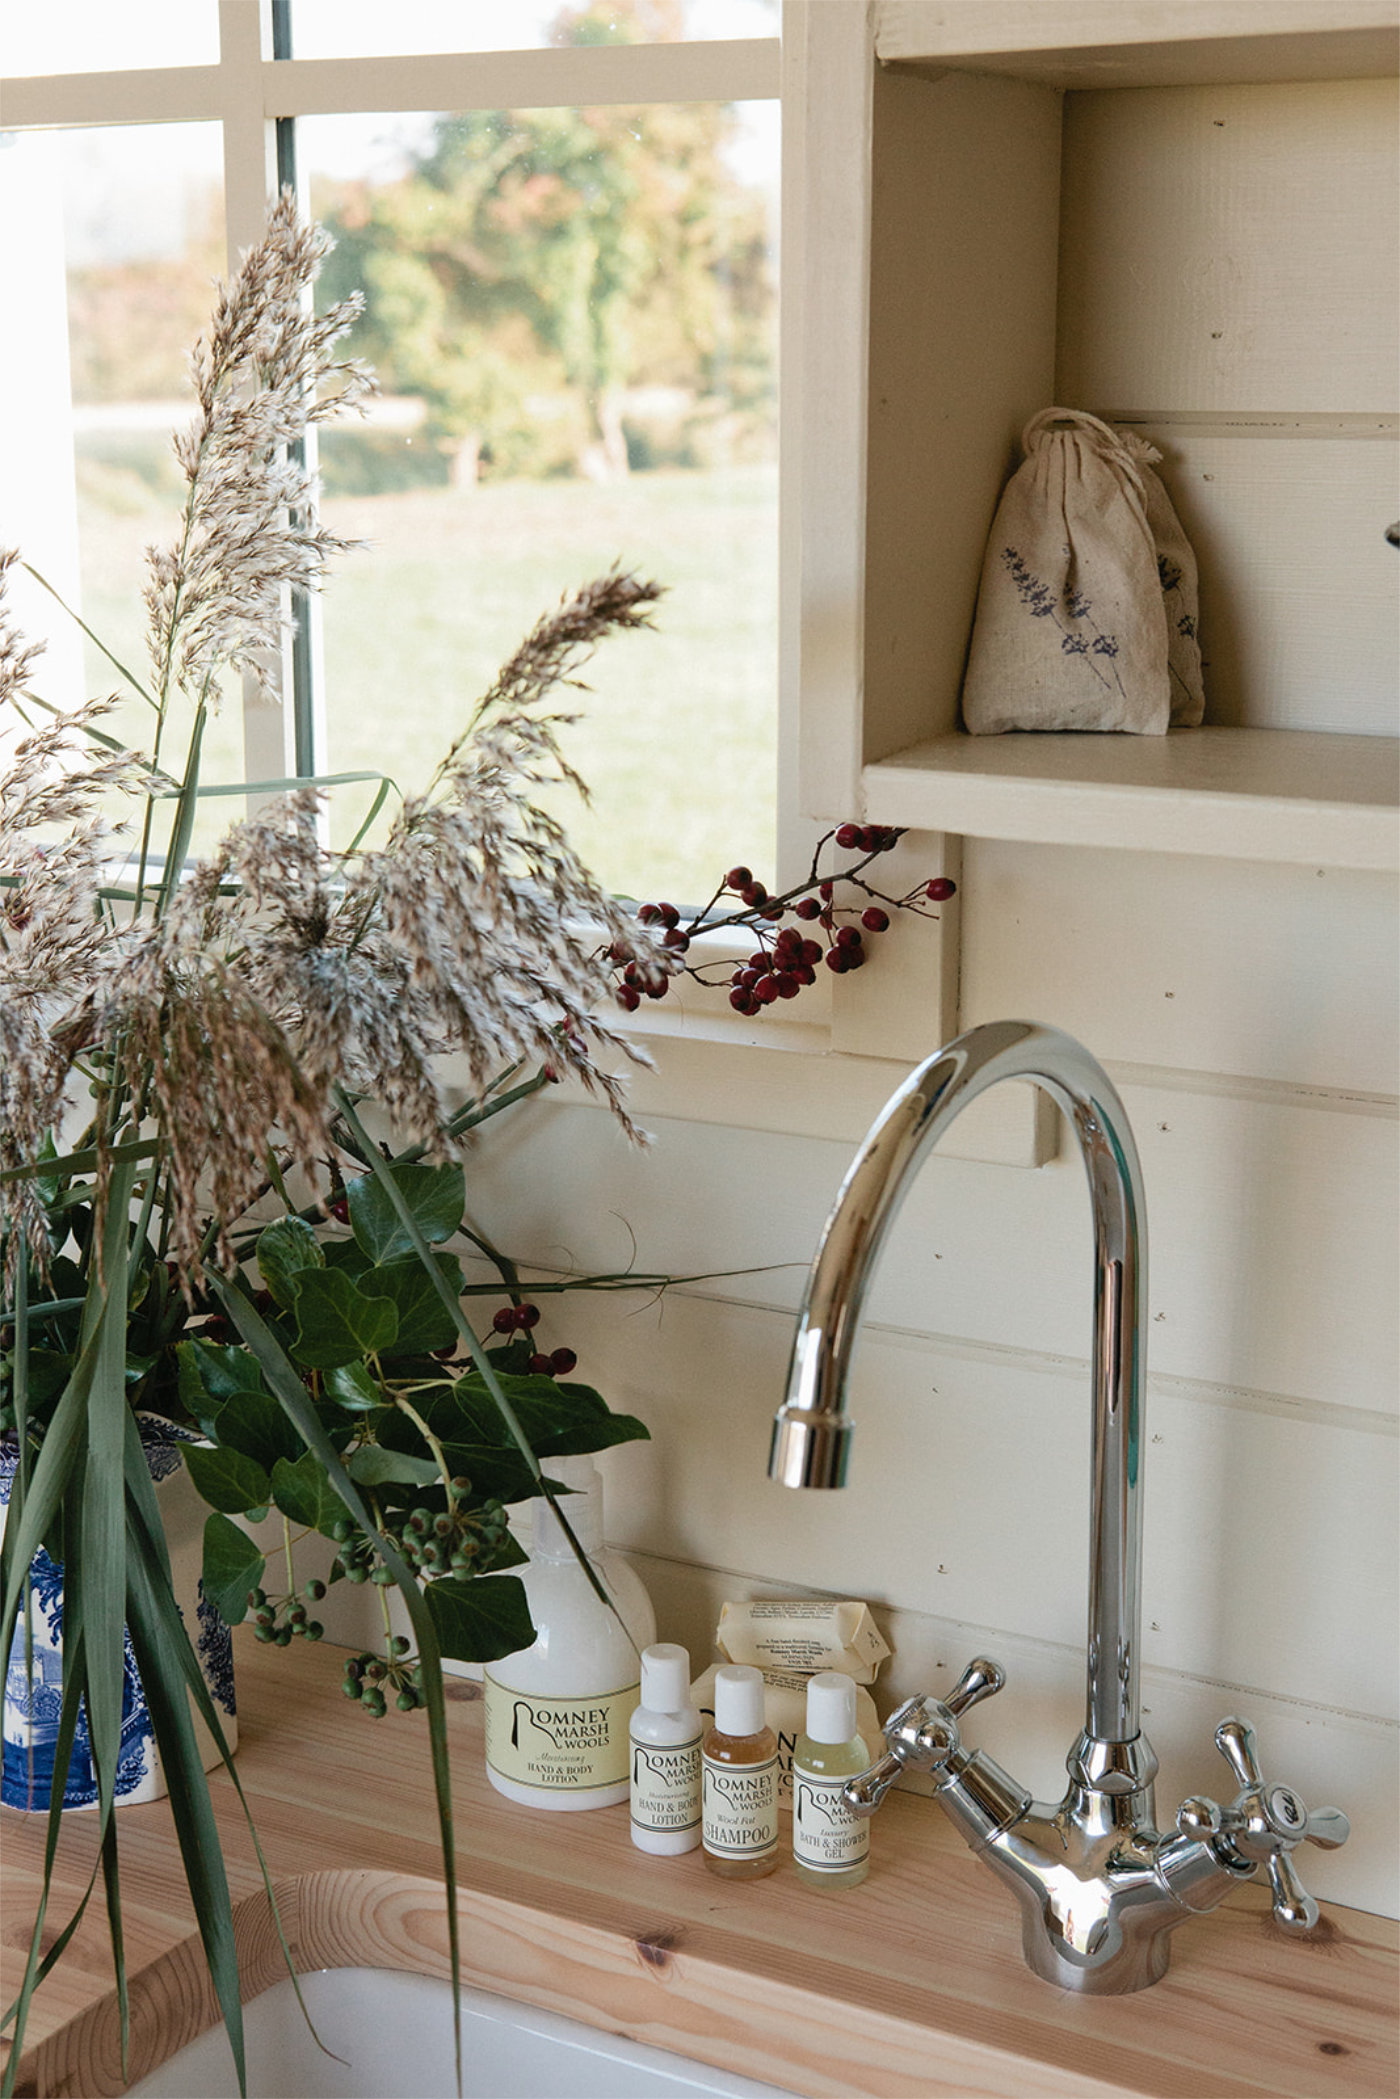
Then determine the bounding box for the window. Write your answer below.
[1,0,780,901]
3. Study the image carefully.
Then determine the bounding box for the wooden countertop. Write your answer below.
[3,1633,1396,2099]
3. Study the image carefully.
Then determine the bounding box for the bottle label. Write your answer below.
[792,1768,871,1873]
[630,1734,702,1835]
[702,1752,779,1858]
[483,1676,639,1793]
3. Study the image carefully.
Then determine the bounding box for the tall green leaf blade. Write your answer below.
[122,1540,247,2098]
[76,1161,137,1830]
[0,1625,94,2099]
[211,1275,463,2087]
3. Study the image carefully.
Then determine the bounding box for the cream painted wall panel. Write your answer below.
[467,1090,1396,1416]
[961,841,1399,1095]
[1056,79,1400,412]
[553,1288,1396,1721]
[1144,433,1399,733]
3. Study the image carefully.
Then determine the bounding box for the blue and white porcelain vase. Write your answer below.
[1,1413,237,1811]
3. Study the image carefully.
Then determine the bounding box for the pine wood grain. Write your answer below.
[2,1633,1395,2097]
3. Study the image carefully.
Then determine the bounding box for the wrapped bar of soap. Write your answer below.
[716,1599,891,1686]
[691,1665,880,1808]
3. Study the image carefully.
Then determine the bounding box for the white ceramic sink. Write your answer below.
[126,1965,798,2099]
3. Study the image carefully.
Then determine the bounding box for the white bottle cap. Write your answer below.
[713,1664,766,1738]
[639,1643,692,1713]
[805,1670,857,1744]
[532,1455,603,1556]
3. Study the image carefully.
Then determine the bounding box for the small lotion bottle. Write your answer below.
[792,1671,871,1889]
[629,1644,702,1854]
[701,1664,779,1878]
[483,1456,656,1811]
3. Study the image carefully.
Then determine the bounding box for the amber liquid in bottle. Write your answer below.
[701,1665,780,1879]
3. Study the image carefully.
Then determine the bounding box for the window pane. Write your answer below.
[0,124,239,856]
[288,0,777,61]
[304,99,779,904]
[2,0,218,76]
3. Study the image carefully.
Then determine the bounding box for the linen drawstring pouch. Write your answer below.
[961,408,1204,735]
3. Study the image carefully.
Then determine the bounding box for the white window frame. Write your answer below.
[3,1,1044,1165]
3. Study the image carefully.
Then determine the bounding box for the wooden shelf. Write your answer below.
[5,1632,1398,2098]
[863,727,1400,869]
[875,2,1400,89]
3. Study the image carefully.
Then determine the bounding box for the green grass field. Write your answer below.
[77,462,779,904]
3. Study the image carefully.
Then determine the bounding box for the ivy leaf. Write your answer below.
[434,1441,542,1504]
[346,1446,440,1489]
[423,1573,534,1664]
[178,1337,268,1410]
[447,1373,650,1458]
[324,1362,381,1411]
[322,1237,372,1279]
[201,1512,265,1628]
[288,1267,398,1369]
[256,1216,324,1309]
[365,1253,464,1358]
[183,1443,272,1516]
[346,1161,464,1264]
[269,1451,349,1535]
[178,1340,306,1467]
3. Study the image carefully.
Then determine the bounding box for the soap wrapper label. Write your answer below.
[483,1677,638,1793]
[630,1735,702,1836]
[692,1666,881,1808]
[702,1752,779,1860]
[716,1599,891,1685]
[793,1767,871,1874]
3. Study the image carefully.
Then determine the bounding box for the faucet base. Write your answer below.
[937,1733,1251,1996]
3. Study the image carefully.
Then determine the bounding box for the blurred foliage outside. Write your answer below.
[65,0,779,900]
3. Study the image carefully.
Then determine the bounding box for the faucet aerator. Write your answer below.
[769,1407,852,1490]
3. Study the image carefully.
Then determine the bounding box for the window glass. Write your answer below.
[1,0,218,76]
[0,123,239,855]
[304,97,779,902]
[287,0,777,61]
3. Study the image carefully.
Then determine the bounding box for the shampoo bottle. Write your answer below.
[701,1664,779,1878]
[791,1671,871,1888]
[483,1456,655,1810]
[629,1643,702,1854]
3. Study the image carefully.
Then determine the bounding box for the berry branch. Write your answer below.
[607,824,956,1018]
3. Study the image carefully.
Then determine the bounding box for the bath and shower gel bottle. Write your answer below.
[792,1671,871,1888]
[701,1664,779,1878]
[483,1457,655,1810]
[629,1643,702,1854]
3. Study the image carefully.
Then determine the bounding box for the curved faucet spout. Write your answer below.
[770,1019,1148,1747]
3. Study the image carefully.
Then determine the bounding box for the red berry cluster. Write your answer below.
[490,1300,577,1379]
[609,824,956,1019]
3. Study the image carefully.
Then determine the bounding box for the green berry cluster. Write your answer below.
[342,1637,422,1718]
[397,1489,511,1576]
[248,1580,326,1644]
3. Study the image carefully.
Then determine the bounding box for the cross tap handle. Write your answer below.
[1210,1716,1350,1935]
[843,1660,1007,1819]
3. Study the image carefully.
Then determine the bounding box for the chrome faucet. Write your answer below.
[770,1020,1348,1994]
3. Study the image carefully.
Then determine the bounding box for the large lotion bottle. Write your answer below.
[483,1457,656,1810]
[629,1643,702,1854]
[792,1671,871,1888]
[701,1664,779,1878]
